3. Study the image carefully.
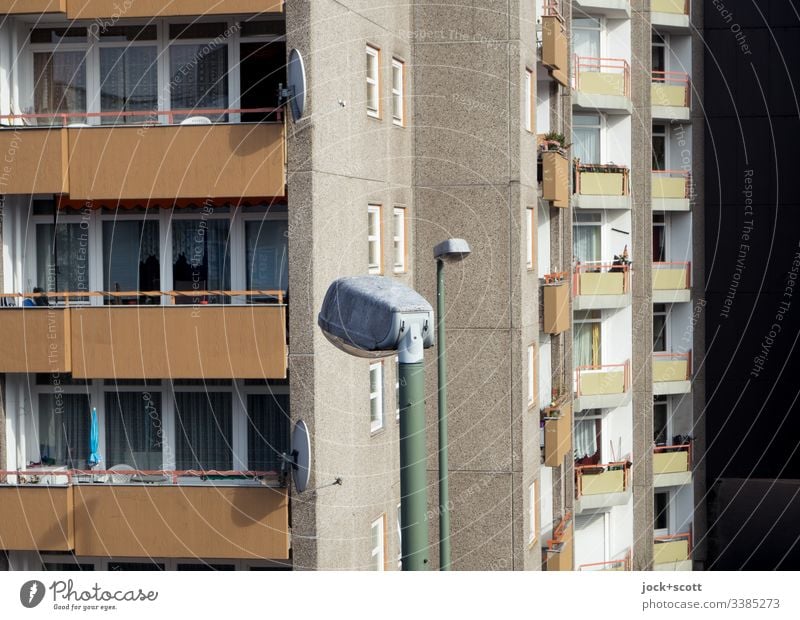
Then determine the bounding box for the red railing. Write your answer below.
[653,443,692,468]
[575,360,631,397]
[652,169,692,198]
[653,261,692,289]
[578,550,631,571]
[574,163,630,195]
[652,70,690,106]
[0,106,283,127]
[547,511,572,552]
[572,261,631,296]
[0,469,279,485]
[542,0,564,21]
[574,55,631,97]
[575,461,631,498]
[653,350,692,380]
[543,271,568,285]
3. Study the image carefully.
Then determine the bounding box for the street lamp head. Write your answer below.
[433,238,471,262]
[318,276,435,359]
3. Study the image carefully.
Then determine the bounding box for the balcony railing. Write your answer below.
[653,443,692,475]
[574,56,631,98]
[652,0,689,15]
[0,290,288,379]
[578,551,631,571]
[576,461,631,497]
[653,261,691,291]
[573,262,631,297]
[654,532,692,566]
[0,1,284,17]
[575,361,630,398]
[0,469,289,559]
[652,71,690,107]
[575,163,630,196]
[546,512,574,571]
[652,169,691,199]
[653,351,692,383]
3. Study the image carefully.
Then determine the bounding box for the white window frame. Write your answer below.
[572,112,604,165]
[524,68,533,133]
[368,204,382,274]
[526,207,534,271]
[527,344,535,408]
[391,57,404,126]
[366,44,380,118]
[371,515,386,571]
[392,206,407,274]
[370,362,384,433]
[528,481,537,544]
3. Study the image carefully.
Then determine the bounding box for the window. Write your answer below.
[574,410,602,461]
[652,123,667,170]
[102,219,160,302]
[653,304,667,353]
[573,211,601,263]
[245,219,289,293]
[247,394,290,471]
[524,69,533,132]
[31,27,88,125]
[37,393,91,469]
[527,344,535,407]
[366,45,380,117]
[173,391,233,470]
[368,205,382,274]
[36,223,91,298]
[391,58,404,126]
[654,491,669,534]
[105,390,162,470]
[370,362,384,432]
[652,32,666,74]
[371,515,386,571]
[98,26,158,124]
[393,207,407,273]
[526,207,534,270]
[573,113,601,164]
[573,310,601,368]
[171,219,231,304]
[528,482,537,544]
[653,395,669,445]
[653,212,666,262]
[572,17,601,59]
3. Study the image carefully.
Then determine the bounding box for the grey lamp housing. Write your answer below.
[318,276,435,359]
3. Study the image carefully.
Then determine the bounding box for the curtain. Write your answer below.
[105,391,162,469]
[174,392,232,470]
[37,393,90,468]
[573,225,601,263]
[573,125,600,164]
[169,43,228,121]
[36,224,90,295]
[103,220,160,293]
[172,219,231,301]
[33,51,87,125]
[100,46,158,124]
[575,418,598,460]
[245,221,288,292]
[573,322,593,368]
[572,20,601,60]
[246,394,289,471]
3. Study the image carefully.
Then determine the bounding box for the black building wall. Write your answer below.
[704,0,800,569]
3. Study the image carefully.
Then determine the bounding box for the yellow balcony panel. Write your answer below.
[543,283,570,334]
[654,539,690,565]
[579,272,625,296]
[541,151,569,207]
[652,83,687,107]
[0,0,65,13]
[542,16,568,72]
[578,72,627,98]
[73,485,289,559]
[66,0,282,19]
[0,486,74,552]
[544,403,572,467]
[66,123,286,201]
[654,360,689,383]
[0,128,68,194]
[579,171,626,196]
[69,305,287,380]
[653,268,688,290]
[579,370,625,396]
[653,175,687,198]
[0,308,71,373]
[580,469,625,495]
[652,0,687,14]
[654,450,690,475]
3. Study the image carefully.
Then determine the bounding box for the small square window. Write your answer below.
[366,45,380,117]
[370,362,384,432]
[391,59,405,126]
[368,205,382,274]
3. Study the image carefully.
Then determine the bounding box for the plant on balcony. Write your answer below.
[539,131,569,154]
[575,160,629,174]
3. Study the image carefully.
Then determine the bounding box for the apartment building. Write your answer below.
[0,1,704,572]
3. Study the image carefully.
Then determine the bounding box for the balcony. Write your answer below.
[0,291,288,379]
[572,0,631,19]
[653,261,691,303]
[543,398,572,467]
[651,0,690,30]
[540,149,570,208]
[542,274,570,334]
[652,72,690,121]
[578,553,631,571]
[541,6,569,87]
[0,1,283,17]
[653,351,691,395]
[573,56,632,115]
[0,110,286,201]
[574,164,631,210]
[0,470,289,560]
[575,461,631,512]
[546,512,574,571]
[573,262,631,311]
[654,444,692,488]
[652,170,691,211]
[574,361,630,411]
[654,532,693,571]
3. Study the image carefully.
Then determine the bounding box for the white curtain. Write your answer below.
[573,125,600,164]
[33,51,87,125]
[572,20,601,59]
[105,391,162,469]
[573,322,594,368]
[174,392,232,471]
[573,225,601,263]
[169,43,228,121]
[99,46,158,124]
[37,393,90,468]
[575,418,598,460]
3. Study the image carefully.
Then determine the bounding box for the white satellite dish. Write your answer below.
[286,48,307,121]
[290,420,311,492]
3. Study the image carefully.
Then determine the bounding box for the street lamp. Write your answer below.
[432,238,471,571]
[318,276,435,570]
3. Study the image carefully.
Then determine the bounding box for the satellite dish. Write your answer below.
[290,420,311,492]
[286,48,307,121]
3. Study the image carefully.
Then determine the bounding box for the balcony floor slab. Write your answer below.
[575,487,632,514]
[573,90,633,115]
[574,292,631,311]
[654,559,693,571]
[653,289,691,304]
[652,105,690,121]
[651,13,690,31]
[574,193,632,210]
[653,197,691,211]
[654,380,691,396]
[654,471,693,488]
[574,390,631,412]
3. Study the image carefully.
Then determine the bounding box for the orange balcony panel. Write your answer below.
[542,16,568,73]
[543,282,570,334]
[0,0,65,13]
[541,151,569,207]
[0,128,68,194]
[0,486,74,552]
[543,402,572,467]
[70,305,287,380]
[0,308,71,373]
[66,0,282,19]
[73,485,289,559]
[66,123,286,201]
